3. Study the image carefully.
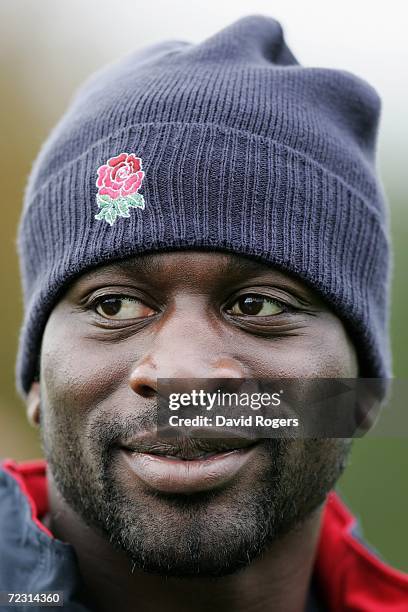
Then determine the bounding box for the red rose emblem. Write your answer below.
[96,153,144,200]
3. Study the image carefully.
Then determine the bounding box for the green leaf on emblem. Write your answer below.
[95,210,106,221]
[127,193,145,209]
[117,199,130,217]
[95,191,146,225]
[96,194,113,209]
[94,204,117,226]
[105,208,118,225]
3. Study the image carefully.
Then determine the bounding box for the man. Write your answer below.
[1,14,407,612]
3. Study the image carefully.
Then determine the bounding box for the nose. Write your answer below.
[129,340,246,399]
[129,355,245,398]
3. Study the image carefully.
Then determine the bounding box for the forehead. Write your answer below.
[66,250,323,305]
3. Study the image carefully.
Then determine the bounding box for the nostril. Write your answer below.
[129,365,158,398]
[134,383,156,399]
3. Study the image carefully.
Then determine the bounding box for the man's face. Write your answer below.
[31,251,358,577]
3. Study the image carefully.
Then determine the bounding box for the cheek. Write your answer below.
[40,312,131,412]
[313,319,359,377]
[246,319,358,378]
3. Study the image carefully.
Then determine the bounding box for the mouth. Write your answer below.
[120,435,256,458]
[118,436,259,494]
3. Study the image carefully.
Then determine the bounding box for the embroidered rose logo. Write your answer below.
[95,153,145,225]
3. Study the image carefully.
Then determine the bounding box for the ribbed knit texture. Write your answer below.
[16,15,392,397]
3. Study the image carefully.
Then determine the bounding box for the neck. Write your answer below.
[47,478,323,612]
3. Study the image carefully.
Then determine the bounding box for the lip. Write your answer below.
[119,445,258,494]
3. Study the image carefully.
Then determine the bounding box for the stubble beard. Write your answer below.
[41,406,352,577]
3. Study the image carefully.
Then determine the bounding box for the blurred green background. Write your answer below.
[1,1,406,571]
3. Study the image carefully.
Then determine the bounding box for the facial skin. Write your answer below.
[27,250,358,612]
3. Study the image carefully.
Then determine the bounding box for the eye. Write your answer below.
[94,296,156,320]
[227,294,285,317]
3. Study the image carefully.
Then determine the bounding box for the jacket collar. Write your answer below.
[0,459,89,610]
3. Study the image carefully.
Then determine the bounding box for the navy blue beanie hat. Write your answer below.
[16,14,392,397]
